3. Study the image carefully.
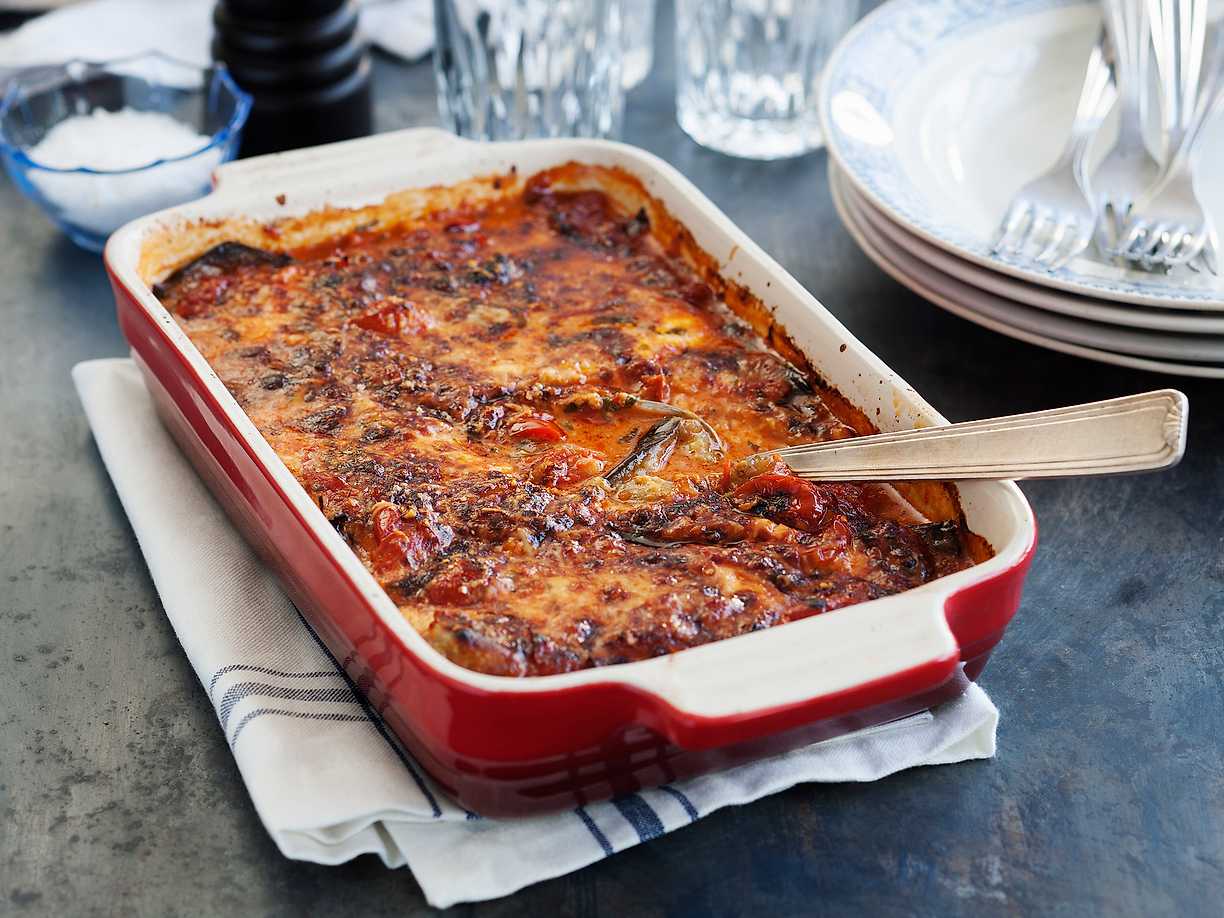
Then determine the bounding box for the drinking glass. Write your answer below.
[675,0,859,159]
[622,0,657,89]
[433,0,625,141]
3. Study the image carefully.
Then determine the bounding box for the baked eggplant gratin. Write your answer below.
[155,163,990,677]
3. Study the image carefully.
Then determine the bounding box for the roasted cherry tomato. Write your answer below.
[529,446,605,488]
[304,471,348,492]
[423,558,489,606]
[680,281,714,307]
[508,415,567,443]
[801,516,854,570]
[370,501,402,542]
[372,521,435,573]
[174,277,230,318]
[641,372,671,402]
[620,357,671,402]
[354,298,427,336]
[732,473,827,533]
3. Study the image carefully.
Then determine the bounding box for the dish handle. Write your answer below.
[631,596,964,749]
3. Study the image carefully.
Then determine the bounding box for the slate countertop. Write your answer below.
[2,5,1221,915]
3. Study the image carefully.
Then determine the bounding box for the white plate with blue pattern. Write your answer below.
[830,167,1224,377]
[839,169,1224,334]
[820,0,1224,311]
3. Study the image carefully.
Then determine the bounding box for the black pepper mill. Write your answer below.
[212,0,373,157]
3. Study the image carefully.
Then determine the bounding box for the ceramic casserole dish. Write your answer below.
[105,127,1036,817]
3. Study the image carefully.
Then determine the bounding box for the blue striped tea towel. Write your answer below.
[73,358,999,908]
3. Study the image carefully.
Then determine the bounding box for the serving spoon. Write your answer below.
[755,390,1187,481]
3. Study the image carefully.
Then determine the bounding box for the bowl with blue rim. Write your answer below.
[0,51,251,252]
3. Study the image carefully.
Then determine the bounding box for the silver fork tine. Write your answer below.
[1023,209,1056,257]
[1120,220,1152,257]
[994,203,1032,252]
[1049,227,1094,270]
[1169,229,1207,267]
[1067,222,1094,266]
[1145,222,1178,263]
[1143,223,1175,264]
[1102,201,1128,249]
[1035,216,1072,265]
[1161,226,1188,263]
[1161,230,1190,264]
[1136,229,1162,267]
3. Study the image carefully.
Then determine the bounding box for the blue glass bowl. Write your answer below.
[0,52,251,252]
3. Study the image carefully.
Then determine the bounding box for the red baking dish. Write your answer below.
[104,128,1037,817]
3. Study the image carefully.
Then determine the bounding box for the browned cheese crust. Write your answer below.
[155,165,987,676]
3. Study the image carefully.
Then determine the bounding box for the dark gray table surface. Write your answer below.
[3,10,1223,917]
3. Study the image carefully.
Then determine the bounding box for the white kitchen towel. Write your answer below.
[72,356,1000,909]
[0,0,433,75]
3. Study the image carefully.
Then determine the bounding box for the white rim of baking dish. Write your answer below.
[105,128,1035,721]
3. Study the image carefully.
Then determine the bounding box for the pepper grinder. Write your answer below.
[212,0,373,157]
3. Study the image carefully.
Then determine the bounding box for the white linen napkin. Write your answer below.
[72,356,1000,909]
[0,0,433,76]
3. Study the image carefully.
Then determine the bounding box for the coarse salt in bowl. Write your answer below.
[0,52,251,252]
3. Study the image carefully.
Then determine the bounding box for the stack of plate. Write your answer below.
[819,0,1224,379]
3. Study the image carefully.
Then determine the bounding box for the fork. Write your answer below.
[993,28,1117,270]
[1094,0,1162,248]
[1147,0,1211,154]
[1119,22,1224,269]
[756,390,1187,482]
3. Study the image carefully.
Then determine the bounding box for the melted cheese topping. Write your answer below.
[156,167,982,676]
